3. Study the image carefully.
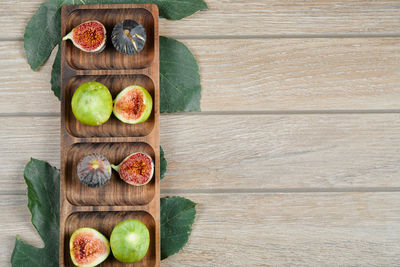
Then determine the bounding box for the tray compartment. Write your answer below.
[65,142,156,206]
[64,74,155,137]
[64,211,156,267]
[64,8,155,70]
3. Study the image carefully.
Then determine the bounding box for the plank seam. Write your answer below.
[3,33,400,42]
[2,109,400,117]
[5,187,400,196]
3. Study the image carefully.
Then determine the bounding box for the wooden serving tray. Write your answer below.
[60,4,159,266]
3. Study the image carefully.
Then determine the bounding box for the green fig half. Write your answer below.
[113,85,153,124]
[70,227,110,267]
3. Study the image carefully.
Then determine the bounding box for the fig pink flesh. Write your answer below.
[119,153,153,185]
[115,89,145,121]
[71,230,108,265]
[73,21,105,52]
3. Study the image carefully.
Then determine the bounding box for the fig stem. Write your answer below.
[111,164,120,172]
[62,32,72,41]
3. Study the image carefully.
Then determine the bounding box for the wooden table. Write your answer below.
[1,1,400,266]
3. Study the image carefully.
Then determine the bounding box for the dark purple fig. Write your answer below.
[77,153,111,188]
[111,20,146,55]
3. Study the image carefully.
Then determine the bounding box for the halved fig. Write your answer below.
[63,21,106,53]
[70,227,110,267]
[113,85,153,124]
[111,20,146,55]
[111,152,154,186]
[77,153,111,188]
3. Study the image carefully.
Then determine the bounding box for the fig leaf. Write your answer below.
[160,36,201,112]
[11,158,60,267]
[50,45,61,99]
[160,146,167,180]
[25,0,207,70]
[161,196,197,260]
[24,0,62,70]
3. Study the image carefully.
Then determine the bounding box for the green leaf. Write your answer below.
[160,36,201,112]
[161,196,197,259]
[24,0,62,70]
[11,158,60,267]
[142,0,208,20]
[86,0,208,20]
[160,146,167,180]
[51,45,61,99]
[25,0,207,70]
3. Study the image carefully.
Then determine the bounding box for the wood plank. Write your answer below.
[1,38,400,113]
[2,0,400,39]
[2,114,400,193]
[2,192,400,266]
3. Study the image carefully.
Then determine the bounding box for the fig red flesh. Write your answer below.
[63,21,106,53]
[112,152,154,186]
[113,85,153,125]
[73,22,104,51]
[115,89,145,121]
[70,228,110,267]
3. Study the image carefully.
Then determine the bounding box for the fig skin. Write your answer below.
[71,81,113,126]
[113,85,153,125]
[77,153,111,188]
[63,20,106,53]
[111,152,154,186]
[110,219,150,263]
[70,227,110,267]
[111,20,146,55]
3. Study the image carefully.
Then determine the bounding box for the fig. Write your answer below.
[113,85,152,124]
[111,20,146,55]
[62,21,106,53]
[71,81,113,126]
[77,153,111,188]
[70,227,110,267]
[111,152,154,186]
[110,219,150,263]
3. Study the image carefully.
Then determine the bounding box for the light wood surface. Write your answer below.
[1,0,400,266]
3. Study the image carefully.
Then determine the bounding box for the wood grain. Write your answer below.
[2,193,400,266]
[2,114,400,194]
[2,0,400,39]
[1,38,400,114]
